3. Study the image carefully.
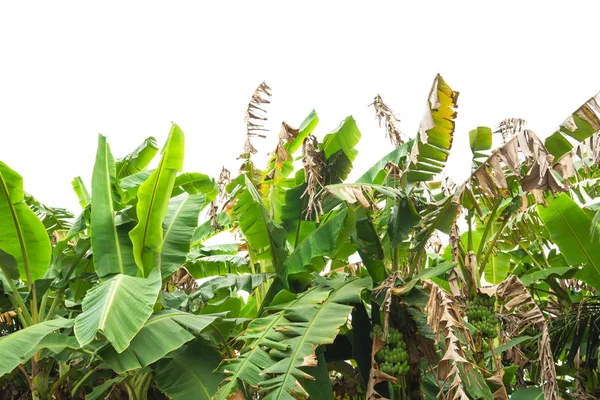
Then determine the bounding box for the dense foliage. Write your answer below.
[1,76,600,399]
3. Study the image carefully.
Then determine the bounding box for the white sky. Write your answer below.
[2,1,600,213]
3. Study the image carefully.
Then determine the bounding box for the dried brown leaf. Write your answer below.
[372,95,405,147]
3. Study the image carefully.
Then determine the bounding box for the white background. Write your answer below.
[1,1,600,213]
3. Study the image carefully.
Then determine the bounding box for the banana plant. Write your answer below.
[1,77,600,399]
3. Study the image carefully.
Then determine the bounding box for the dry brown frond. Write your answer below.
[208,167,231,231]
[270,122,298,173]
[495,276,558,400]
[425,282,477,400]
[0,310,17,325]
[372,95,405,147]
[300,135,325,221]
[167,267,198,294]
[239,81,272,160]
[472,124,568,202]
[496,118,526,144]
[366,334,397,399]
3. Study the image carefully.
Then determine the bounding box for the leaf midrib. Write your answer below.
[98,276,124,330]
[102,140,125,275]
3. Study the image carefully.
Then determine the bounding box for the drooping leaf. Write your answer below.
[355,143,409,185]
[74,269,161,352]
[25,194,73,235]
[86,376,125,400]
[537,193,600,288]
[101,310,221,372]
[161,193,206,278]
[130,124,185,277]
[0,161,52,283]
[153,340,225,400]
[0,318,74,377]
[115,136,159,179]
[545,92,600,159]
[191,273,274,302]
[186,254,251,279]
[230,176,287,281]
[91,135,137,277]
[214,274,372,400]
[119,170,153,204]
[284,208,352,276]
[172,172,218,200]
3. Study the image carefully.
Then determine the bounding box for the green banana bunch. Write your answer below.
[371,325,410,377]
[466,294,499,339]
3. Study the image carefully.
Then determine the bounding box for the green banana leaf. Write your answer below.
[355,143,409,184]
[0,161,52,283]
[545,92,600,159]
[130,124,185,277]
[231,176,287,280]
[171,172,218,200]
[186,254,251,278]
[101,310,221,372]
[115,136,159,179]
[153,340,225,400]
[71,176,91,209]
[0,318,74,377]
[91,135,137,277]
[74,268,160,352]
[320,116,361,183]
[214,274,371,400]
[284,208,352,275]
[161,193,206,278]
[537,193,600,288]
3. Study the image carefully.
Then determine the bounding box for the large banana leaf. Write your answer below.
[537,193,600,288]
[91,135,137,277]
[284,208,353,275]
[115,136,159,178]
[161,193,206,278]
[74,269,160,352]
[545,92,600,159]
[101,310,221,372]
[214,274,372,400]
[406,74,458,182]
[130,124,185,277]
[0,161,52,283]
[0,318,74,376]
[153,340,225,400]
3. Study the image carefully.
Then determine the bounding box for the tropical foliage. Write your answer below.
[1,76,600,399]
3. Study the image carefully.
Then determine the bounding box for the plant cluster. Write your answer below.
[0,76,600,399]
